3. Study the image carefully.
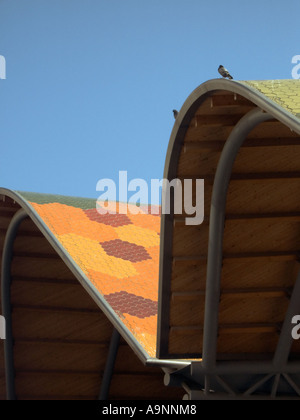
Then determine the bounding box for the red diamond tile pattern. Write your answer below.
[104,291,158,319]
[100,238,151,262]
[21,193,161,357]
[84,208,132,227]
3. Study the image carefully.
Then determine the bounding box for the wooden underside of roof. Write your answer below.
[0,199,183,400]
[158,89,300,359]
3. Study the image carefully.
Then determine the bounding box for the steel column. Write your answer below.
[1,208,28,400]
[99,328,121,400]
[202,108,273,377]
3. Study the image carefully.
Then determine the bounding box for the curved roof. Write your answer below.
[1,78,300,399]
[0,189,185,400]
[163,79,300,183]
[0,189,160,360]
[157,79,300,391]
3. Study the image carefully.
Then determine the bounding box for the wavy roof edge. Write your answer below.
[0,188,156,363]
[1,78,300,392]
[171,79,300,143]
[2,78,300,364]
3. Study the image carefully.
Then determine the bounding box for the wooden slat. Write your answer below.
[233,145,300,174]
[11,278,99,311]
[248,121,299,139]
[12,349,183,400]
[12,307,112,342]
[172,224,209,257]
[225,212,300,221]
[178,148,221,177]
[216,331,279,355]
[184,120,298,143]
[191,113,246,127]
[13,235,57,256]
[0,195,19,208]
[170,295,205,327]
[183,138,300,150]
[11,256,76,280]
[0,214,15,229]
[168,325,283,357]
[13,340,110,373]
[172,218,300,257]
[218,294,288,324]
[171,259,207,292]
[184,124,234,142]
[223,218,300,254]
[221,259,296,289]
[12,340,151,374]
[172,259,295,292]
[194,94,254,116]
[15,371,101,399]
[223,252,298,262]
[173,287,288,299]
[169,293,288,328]
[173,177,300,219]
[178,145,300,177]
[210,93,254,108]
[168,327,202,355]
[227,178,300,214]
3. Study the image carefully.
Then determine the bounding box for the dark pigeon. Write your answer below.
[218,65,233,80]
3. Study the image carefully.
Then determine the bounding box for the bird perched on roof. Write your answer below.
[173,109,178,119]
[218,65,233,80]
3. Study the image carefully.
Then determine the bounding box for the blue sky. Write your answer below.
[0,0,299,203]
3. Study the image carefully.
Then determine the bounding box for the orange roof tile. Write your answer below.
[21,193,160,358]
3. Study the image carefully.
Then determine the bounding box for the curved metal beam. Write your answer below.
[157,78,300,359]
[202,108,273,376]
[1,208,28,400]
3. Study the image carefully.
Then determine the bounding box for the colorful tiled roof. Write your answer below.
[3,79,300,367]
[240,80,300,118]
[17,191,161,358]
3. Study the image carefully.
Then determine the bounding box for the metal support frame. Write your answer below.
[1,208,28,400]
[202,108,273,375]
[174,106,300,398]
[99,328,120,400]
[160,107,300,398]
